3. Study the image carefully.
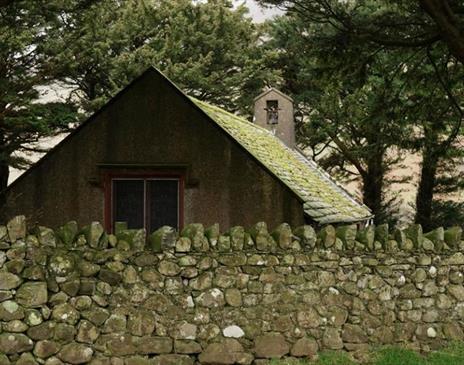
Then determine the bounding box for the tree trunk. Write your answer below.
[362,150,385,223]
[415,145,439,231]
[419,0,464,64]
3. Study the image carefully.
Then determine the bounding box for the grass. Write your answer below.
[270,342,464,365]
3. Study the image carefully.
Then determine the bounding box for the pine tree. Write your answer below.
[45,0,278,116]
[0,1,76,209]
[265,14,413,222]
[266,10,464,227]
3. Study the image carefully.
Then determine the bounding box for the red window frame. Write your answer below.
[103,171,185,233]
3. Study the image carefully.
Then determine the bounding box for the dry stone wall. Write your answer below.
[1,216,464,364]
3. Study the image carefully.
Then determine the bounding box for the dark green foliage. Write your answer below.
[45,0,278,116]
[0,1,77,206]
[264,2,464,227]
[265,13,413,222]
[426,342,464,365]
[258,0,464,66]
[373,347,424,365]
[315,352,357,365]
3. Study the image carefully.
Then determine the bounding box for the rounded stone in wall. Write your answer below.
[223,325,245,338]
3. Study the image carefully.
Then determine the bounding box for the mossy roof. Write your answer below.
[192,98,373,224]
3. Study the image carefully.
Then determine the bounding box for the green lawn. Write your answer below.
[270,342,464,365]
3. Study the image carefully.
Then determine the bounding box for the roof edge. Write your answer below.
[194,98,373,224]
[6,67,161,193]
[253,87,294,103]
[294,147,373,215]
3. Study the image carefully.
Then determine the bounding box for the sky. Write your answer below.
[241,0,284,22]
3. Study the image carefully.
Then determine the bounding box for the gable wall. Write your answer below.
[5,71,304,230]
[253,89,295,148]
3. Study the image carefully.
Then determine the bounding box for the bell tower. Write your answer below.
[253,88,295,148]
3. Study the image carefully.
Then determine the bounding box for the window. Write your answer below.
[108,175,182,233]
[265,100,279,125]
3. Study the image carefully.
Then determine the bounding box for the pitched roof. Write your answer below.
[7,67,372,224]
[254,87,293,103]
[193,98,373,224]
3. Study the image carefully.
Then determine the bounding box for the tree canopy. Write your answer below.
[263,1,464,228]
[0,0,277,210]
[260,0,464,64]
[2,0,464,227]
[44,0,278,115]
[0,1,77,209]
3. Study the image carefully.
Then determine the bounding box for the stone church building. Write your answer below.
[4,68,372,232]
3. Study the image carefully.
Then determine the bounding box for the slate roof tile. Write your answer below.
[192,98,373,224]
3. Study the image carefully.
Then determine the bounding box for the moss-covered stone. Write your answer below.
[7,216,26,242]
[293,225,316,249]
[16,282,47,308]
[248,222,273,251]
[205,224,220,248]
[318,225,336,248]
[137,337,172,354]
[196,288,225,308]
[254,333,289,359]
[81,222,104,249]
[49,253,75,277]
[217,235,231,252]
[16,352,38,365]
[76,320,99,344]
[33,340,60,359]
[0,333,33,354]
[357,225,375,249]
[404,224,423,249]
[181,224,209,251]
[336,224,357,248]
[0,271,22,290]
[57,343,93,364]
[375,224,389,245]
[272,223,293,249]
[127,311,155,337]
[149,226,177,252]
[199,339,251,365]
[51,303,80,325]
[445,226,462,248]
[32,226,56,247]
[176,237,191,253]
[225,288,242,307]
[152,354,194,365]
[158,260,181,276]
[290,337,318,357]
[3,218,464,364]
[228,226,245,251]
[56,221,78,246]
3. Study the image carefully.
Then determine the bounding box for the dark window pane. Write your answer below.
[148,179,179,232]
[113,180,144,229]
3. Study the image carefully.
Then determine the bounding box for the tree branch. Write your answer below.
[420,0,464,63]
[426,47,464,153]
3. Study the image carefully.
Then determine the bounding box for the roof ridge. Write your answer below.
[254,87,294,103]
[191,97,272,133]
